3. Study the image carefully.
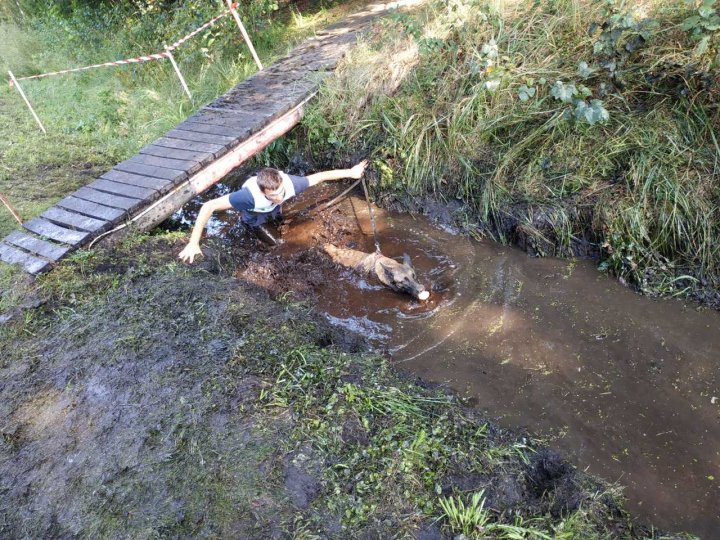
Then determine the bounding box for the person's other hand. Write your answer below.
[179,242,203,263]
[349,159,369,179]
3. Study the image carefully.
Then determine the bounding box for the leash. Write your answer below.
[361,176,381,253]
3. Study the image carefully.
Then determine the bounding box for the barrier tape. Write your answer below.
[165,8,231,51]
[11,53,171,85]
[9,4,238,86]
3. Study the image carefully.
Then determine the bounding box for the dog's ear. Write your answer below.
[377,260,396,285]
[402,253,413,269]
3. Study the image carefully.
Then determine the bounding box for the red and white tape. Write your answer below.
[11,52,171,84]
[166,8,231,51]
[10,4,238,86]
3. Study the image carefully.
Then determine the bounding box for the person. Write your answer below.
[178,159,368,263]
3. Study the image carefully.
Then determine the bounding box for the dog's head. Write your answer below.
[375,253,429,301]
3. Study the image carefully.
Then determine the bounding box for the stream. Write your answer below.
[189,181,720,537]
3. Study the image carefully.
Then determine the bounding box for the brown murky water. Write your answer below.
[198,181,720,537]
[275,191,720,538]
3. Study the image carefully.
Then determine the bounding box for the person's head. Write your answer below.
[257,168,285,204]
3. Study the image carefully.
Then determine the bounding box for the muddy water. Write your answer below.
[194,181,719,537]
[272,191,720,538]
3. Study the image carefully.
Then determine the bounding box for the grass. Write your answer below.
[293,0,720,300]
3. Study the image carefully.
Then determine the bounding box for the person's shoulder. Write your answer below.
[287,174,310,194]
[228,186,254,211]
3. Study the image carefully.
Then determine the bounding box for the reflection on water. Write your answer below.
[281,195,719,538]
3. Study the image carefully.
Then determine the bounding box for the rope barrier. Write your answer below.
[8,2,257,133]
[10,53,172,85]
[9,5,237,86]
[165,9,231,52]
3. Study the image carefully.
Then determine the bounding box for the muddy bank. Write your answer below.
[0,233,689,538]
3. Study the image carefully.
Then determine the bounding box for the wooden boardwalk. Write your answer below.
[0,2,404,275]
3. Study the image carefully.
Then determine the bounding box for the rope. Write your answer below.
[361,176,381,253]
[11,53,172,84]
[165,8,232,52]
[9,5,237,86]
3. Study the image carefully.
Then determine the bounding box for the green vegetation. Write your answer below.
[0,233,694,538]
[296,0,720,300]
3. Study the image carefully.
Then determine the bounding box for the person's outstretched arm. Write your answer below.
[306,159,368,186]
[178,195,233,263]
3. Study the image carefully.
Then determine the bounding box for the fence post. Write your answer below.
[8,71,46,134]
[225,1,263,71]
[0,192,24,225]
[164,46,192,100]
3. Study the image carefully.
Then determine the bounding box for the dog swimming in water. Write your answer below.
[323,244,430,301]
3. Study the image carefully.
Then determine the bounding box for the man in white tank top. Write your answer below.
[178,160,368,263]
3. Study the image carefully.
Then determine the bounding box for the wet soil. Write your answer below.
[182,179,719,538]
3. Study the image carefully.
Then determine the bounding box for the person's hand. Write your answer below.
[179,242,203,263]
[348,159,369,179]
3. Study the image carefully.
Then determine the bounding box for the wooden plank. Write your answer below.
[41,207,108,233]
[23,218,89,246]
[151,136,226,156]
[176,121,250,139]
[0,242,51,274]
[5,230,70,261]
[188,109,260,126]
[206,98,284,120]
[139,144,213,165]
[68,188,141,212]
[166,129,236,146]
[56,196,125,223]
[89,179,156,201]
[127,153,200,175]
[101,170,171,192]
[114,160,187,183]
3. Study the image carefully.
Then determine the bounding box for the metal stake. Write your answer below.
[226,0,263,71]
[8,71,46,134]
[164,46,192,100]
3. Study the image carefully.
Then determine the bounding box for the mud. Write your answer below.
[0,175,704,538]
[0,271,298,538]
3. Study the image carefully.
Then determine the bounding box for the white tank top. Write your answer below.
[242,172,296,213]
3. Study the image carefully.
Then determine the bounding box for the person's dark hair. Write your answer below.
[257,168,283,192]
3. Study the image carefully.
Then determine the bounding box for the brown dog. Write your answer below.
[323,244,430,300]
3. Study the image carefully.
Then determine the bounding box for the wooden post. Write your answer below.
[0,192,23,225]
[226,1,263,71]
[8,71,46,134]
[164,46,192,100]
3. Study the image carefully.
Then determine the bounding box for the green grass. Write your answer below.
[295,0,720,299]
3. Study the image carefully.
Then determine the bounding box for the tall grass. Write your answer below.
[301,0,720,296]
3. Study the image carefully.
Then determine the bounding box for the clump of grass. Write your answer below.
[299,0,720,299]
[439,490,555,539]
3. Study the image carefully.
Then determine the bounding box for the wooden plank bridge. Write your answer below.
[0,2,411,275]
